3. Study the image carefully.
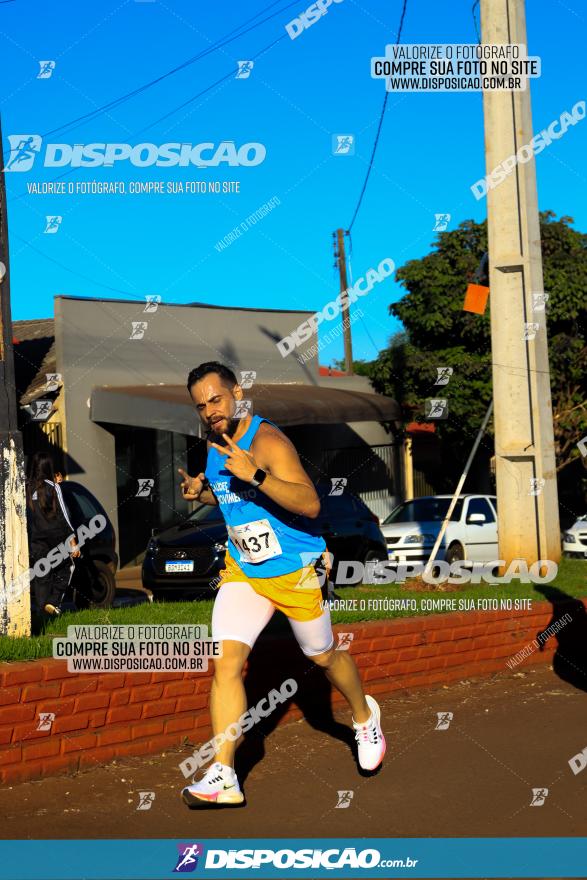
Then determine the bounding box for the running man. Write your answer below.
[179,362,385,807]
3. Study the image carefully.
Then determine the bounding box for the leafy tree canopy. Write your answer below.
[366,212,586,472]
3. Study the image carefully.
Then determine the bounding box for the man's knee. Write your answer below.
[213,640,249,681]
[307,645,337,669]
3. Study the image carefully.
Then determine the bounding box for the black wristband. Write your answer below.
[250,468,267,487]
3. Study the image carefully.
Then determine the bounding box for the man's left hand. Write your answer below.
[210,434,258,483]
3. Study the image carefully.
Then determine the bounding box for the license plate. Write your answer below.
[165,561,194,572]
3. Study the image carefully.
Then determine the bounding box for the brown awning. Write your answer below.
[90,383,400,435]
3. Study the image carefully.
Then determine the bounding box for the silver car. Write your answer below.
[562,515,587,559]
[381,495,499,565]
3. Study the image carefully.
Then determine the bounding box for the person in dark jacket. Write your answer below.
[25,452,80,615]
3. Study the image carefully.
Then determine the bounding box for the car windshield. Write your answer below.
[185,504,223,523]
[384,498,463,524]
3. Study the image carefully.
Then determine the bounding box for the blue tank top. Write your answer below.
[205,415,326,578]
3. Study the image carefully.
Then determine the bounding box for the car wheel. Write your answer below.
[446,542,465,565]
[89,560,117,609]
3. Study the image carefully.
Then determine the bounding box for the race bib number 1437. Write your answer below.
[228,519,282,564]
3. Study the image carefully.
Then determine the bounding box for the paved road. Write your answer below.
[1,664,586,848]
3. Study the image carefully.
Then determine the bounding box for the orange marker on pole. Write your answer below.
[463,283,490,315]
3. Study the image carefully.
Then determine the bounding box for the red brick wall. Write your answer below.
[0,600,575,785]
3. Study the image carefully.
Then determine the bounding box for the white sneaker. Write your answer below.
[181,761,244,807]
[353,695,386,771]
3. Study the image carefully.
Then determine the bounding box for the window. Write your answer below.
[70,489,100,521]
[186,504,224,523]
[384,498,464,524]
[466,497,495,523]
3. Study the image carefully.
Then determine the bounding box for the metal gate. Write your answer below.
[321,444,400,522]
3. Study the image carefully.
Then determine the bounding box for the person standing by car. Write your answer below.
[178,362,386,808]
[25,452,80,615]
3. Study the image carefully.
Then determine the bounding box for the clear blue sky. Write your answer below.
[1,0,585,364]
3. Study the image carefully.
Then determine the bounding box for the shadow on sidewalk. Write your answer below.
[533,584,587,692]
[234,616,361,787]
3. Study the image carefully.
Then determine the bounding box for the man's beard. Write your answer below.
[205,415,238,439]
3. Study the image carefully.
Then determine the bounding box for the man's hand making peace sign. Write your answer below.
[210,433,258,483]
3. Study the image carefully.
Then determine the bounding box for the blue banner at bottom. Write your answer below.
[0,838,586,879]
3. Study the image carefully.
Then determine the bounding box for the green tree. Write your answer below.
[368,212,587,473]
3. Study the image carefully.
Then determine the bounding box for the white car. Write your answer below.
[562,515,587,559]
[381,495,499,565]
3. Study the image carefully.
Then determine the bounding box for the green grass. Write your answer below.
[1,558,585,663]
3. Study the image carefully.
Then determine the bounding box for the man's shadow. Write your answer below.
[533,584,587,692]
[233,614,361,787]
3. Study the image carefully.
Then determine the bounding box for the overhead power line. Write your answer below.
[347,0,409,232]
[40,0,299,141]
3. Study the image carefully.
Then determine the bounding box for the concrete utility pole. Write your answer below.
[334,228,353,374]
[481,0,560,566]
[0,114,32,636]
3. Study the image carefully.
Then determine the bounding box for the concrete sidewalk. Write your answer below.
[115,565,143,591]
[1,664,585,842]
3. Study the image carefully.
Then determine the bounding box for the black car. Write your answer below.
[142,484,388,598]
[58,480,119,608]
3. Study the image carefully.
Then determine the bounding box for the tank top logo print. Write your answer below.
[211,478,252,505]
